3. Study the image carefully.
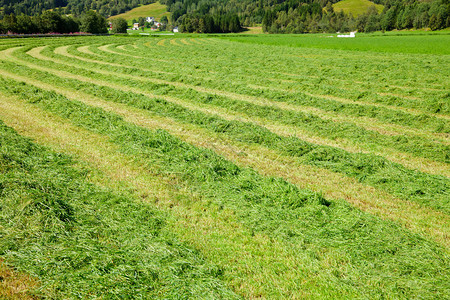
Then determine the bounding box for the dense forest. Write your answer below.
[161,0,449,32]
[260,0,450,33]
[0,10,108,33]
[0,0,449,34]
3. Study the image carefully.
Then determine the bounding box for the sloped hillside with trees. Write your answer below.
[161,0,449,32]
[261,0,449,33]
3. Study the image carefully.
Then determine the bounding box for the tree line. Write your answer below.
[0,10,107,34]
[262,0,449,33]
[0,0,154,17]
[162,0,448,33]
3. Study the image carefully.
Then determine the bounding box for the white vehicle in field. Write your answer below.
[337,31,356,38]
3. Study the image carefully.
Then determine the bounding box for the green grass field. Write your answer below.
[223,31,450,54]
[333,0,384,17]
[109,2,170,23]
[0,32,449,298]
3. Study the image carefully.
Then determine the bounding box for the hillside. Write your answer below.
[109,2,170,23]
[333,0,384,17]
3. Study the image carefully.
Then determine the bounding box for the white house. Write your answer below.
[173,26,179,33]
[133,23,140,30]
[146,17,155,23]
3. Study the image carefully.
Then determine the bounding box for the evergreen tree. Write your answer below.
[111,17,128,33]
[80,10,107,33]
[381,7,396,31]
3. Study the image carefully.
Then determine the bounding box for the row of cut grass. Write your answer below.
[98,39,450,115]
[0,65,448,215]
[1,79,449,298]
[63,42,450,130]
[2,68,448,250]
[11,45,450,166]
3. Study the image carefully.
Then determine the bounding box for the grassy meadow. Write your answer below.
[0,32,449,298]
[108,2,170,23]
[332,0,384,17]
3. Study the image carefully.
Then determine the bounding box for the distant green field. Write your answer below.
[109,2,170,23]
[223,31,450,55]
[333,0,384,16]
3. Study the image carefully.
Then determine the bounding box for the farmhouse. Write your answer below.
[173,26,179,33]
[146,17,155,23]
[132,23,139,30]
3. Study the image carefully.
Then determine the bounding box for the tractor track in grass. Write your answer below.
[16,45,449,176]
[0,55,370,156]
[156,39,166,46]
[77,45,102,56]
[247,83,450,123]
[248,83,449,142]
[113,40,444,96]
[270,71,448,93]
[1,70,448,249]
[180,38,192,45]
[169,39,180,46]
[116,45,130,52]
